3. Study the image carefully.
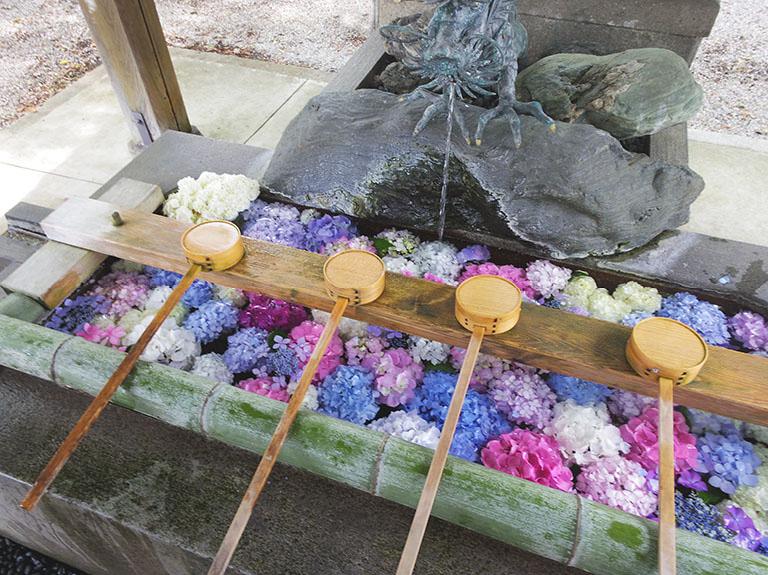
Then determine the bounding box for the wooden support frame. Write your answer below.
[77,0,191,144]
[39,197,768,426]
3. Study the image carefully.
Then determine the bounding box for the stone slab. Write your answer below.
[0,368,582,575]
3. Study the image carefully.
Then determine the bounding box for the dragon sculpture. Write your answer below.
[381,0,556,146]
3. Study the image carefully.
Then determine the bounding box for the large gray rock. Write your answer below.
[262,89,704,258]
[516,48,704,139]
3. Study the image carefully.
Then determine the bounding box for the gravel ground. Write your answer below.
[0,0,764,132]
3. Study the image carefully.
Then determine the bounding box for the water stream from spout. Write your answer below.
[437,83,456,241]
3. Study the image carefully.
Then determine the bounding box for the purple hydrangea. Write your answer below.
[722,505,764,551]
[222,327,270,373]
[728,311,768,352]
[456,244,491,265]
[243,217,307,249]
[264,345,300,378]
[88,271,150,316]
[607,389,656,422]
[318,365,379,425]
[181,280,214,309]
[305,214,358,253]
[145,266,183,288]
[686,408,741,436]
[696,433,761,494]
[675,491,735,543]
[621,311,652,328]
[183,300,239,344]
[45,295,110,334]
[242,199,301,224]
[488,368,556,430]
[658,292,730,346]
[547,373,613,406]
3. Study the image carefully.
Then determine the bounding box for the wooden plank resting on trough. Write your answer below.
[1,179,164,309]
[40,196,768,426]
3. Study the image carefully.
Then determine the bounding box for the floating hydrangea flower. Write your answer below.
[318,365,378,425]
[163,172,259,223]
[181,280,214,309]
[242,199,300,224]
[46,294,110,334]
[621,311,652,328]
[458,262,535,299]
[409,371,509,461]
[686,408,741,436]
[731,445,768,533]
[586,288,631,322]
[222,327,270,373]
[547,373,613,406]
[124,316,200,369]
[488,368,555,430]
[75,322,126,350]
[368,325,409,349]
[238,377,290,402]
[239,293,307,331]
[88,271,150,317]
[448,347,508,392]
[546,401,628,465]
[145,267,182,288]
[695,433,761,494]
[261,339,299,378]
[456,244,490,265]
[288,320,344,381]
[676,491,735,543]
[481,429,573,492]
[323,235,376,256]
[728,311,768,352]
[371,348,424,407]
[613,282,662,314]
[312,309,369,340]
[409,336,450,366]
[345,332,388,368]
[213,285,248,308]
[576,456,657,517]
[183,300,239,344]
[620,407,699,475]
[367,411,440,449]
[525,260,571,299]
[411,241,461,285]
[721,505,764,550]
[287,378,319,410]
[561,275,598,310]
[243,216,307,249]
[190,353,233,384]
[305,214,358,253]
[607,389,656,422]
[373,228,420,257]
[658,292,730,346]
[382,255,422,277]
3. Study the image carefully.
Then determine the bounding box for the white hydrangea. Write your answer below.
[141,286,189,324]
[312,309,369,340]
[300,208,321,225]
[383,255,422,277]
[163,172,260,224]
[287,379,319,410]
[546,400,629,465]
[409,336,450,365]
[562,275,598,309]
[124,316,200,370]
[110,259,145,273]
[214,285,248,308]
[374,228,421,257]
[191,353,234,385]
[587,288,632,322]
[525,260,572,299]
[613,282,662,314]
[367,411,440,449]
[410,241,461,285]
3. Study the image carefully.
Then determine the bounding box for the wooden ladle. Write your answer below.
[396,274,522,575]
[208,249,386,575]
[626,317,709,575]
[21,219,244,511]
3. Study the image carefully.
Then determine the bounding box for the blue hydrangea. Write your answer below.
[696,433,761,494]
[305,214,358,252]
[243,217,307,249]
[183,300,239,344]
[547,373,613,406]
[408,371,510,461]
[658,292,730,346]
[181,280,214,309]
[686,408,741,436]
[223,327,270,373]
[621,311,652,327]
[675,492,735,543]
[456,244,490,265]
[318,365,379,425]
[241,199,301,224]
[145,266,183,288]
[265,345,300,377]
[45,294,110,333]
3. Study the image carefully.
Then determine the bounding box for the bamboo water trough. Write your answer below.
[1,196,768,574]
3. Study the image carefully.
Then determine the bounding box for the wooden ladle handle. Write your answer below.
[658,376,676,575]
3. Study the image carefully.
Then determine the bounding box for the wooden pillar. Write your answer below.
[78,0,191,145]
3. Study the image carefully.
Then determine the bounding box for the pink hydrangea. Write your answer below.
[422,272,446,284]
[88,271,150,317]
[620,407,699,475]
[481,429,574,492]
[372,348,424,407]
[288,320,344,381]
[459,263,535,299]
[239,292,307,331]
[75,323,126,351]
[576,456,657,517]
[449,347,507,391]
[345,334,388,368]
[238,377,290,402]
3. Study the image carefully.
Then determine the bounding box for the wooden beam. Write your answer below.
[77,0,191,144]
[1,179,163,309]
[39,197,768,426]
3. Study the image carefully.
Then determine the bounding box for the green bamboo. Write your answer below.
[0,292,47,323]
[0,314,766,575]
